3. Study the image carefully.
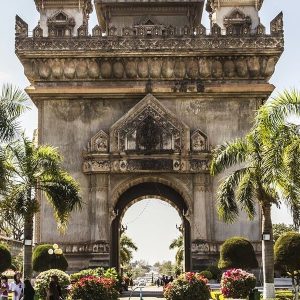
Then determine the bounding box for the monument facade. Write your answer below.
[16,0,283,271]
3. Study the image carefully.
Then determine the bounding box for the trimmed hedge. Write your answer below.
[199,271,213,280]
[274,232,300,271]
[70,267,105,282]
[33,244,68,272]
[218,237,258,270]
[0,243,12,273]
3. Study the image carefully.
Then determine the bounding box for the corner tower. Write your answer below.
[16,0,283,271]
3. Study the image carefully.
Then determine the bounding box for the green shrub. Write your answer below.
[199,271,213,280]
[206,265,222,281]
[70,267,104,282]
[69,276,119,300]
[0,243,12,273]
[34,269,70,299]
[218,237,258,270]
[32,244,68,272]
[164,272,210,300]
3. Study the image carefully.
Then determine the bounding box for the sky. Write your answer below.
[0,0,299,264]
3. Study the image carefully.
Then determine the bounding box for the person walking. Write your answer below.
[23,280,35,300]
[9,273,24,300]
[0,276,9,300]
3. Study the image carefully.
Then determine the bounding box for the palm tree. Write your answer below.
[0,84,28,190]
[210,91,300,299]
[2,135,81,278]
[169,235,183,267]
[120,234,138,266]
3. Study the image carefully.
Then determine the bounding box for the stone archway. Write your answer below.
[111,182,191,271]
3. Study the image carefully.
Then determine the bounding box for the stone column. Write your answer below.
[90,174,109,241]
[192,174,209,241]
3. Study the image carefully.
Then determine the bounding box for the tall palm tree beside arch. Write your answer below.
[2,135,82,278]
[120,234,138,267]
[210,90,300,299]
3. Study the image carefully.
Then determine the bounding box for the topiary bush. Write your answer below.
[69,276,119,300]
[70,267,105,282]
[206,265,222,281]
[274,232,300,294]
[34,269,70,299]
[0,243,12,273]
[218,237,258,270]
[33,244,68,272]
[164,272,211,300]
[199,271,213,280]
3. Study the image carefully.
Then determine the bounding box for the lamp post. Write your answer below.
[48,244,63,269]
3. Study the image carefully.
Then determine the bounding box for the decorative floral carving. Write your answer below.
[270,12,284,35]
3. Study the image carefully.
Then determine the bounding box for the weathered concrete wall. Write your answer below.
[38,95,260,246]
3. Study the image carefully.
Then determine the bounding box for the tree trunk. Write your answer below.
[23,213,33,279]
[262,203,275,299]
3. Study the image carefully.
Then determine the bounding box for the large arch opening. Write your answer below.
[111,182,191,271]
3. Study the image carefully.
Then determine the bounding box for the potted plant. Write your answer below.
[164,272,210,300]
[221,269,256,299]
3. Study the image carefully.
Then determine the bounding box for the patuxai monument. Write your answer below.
[15,0,283,271]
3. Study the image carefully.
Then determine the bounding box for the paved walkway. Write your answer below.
[119,286,164,299]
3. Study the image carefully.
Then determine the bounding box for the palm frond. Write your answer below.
[41,171,82,230]
[169,236,183,250]
[0,84,29,141]
[210,138,248,176]
[236,170,256,220]
[217,168,249,223]
[120,235,138,251]
[256,89,300,132]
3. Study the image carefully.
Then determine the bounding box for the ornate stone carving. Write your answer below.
[62,241,110,254]
[78,24,88,37]
[22,55,281,82]
[270,12,284,35]
[109,94,190,153]
[224,10,252,35]
[190,160,209,172]
[15,16,28,37]
[47,11,75,37]
[33,24,43,38]
[89,130,108,153]
[191,130,208,152]
[92,25,102,36]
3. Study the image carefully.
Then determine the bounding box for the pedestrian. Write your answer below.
[0,276,9,300]
[9,273,24,300]
[47,281,60,300]
[23,280,35,300]
[169,276,174,283]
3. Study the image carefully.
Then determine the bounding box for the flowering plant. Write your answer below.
[221,269,256,299]
[69,276,119,300]
[163,272,211,300]
[34,269,70,299]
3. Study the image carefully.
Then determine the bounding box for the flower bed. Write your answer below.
[220,269,256,299]
[69,276,119,300]
[163,272,211,300]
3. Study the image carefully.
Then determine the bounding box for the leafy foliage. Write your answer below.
[0,135,82,277]
[70,267,105,282]
[169,235,184,267]
[32,244,68,272]
[69,276,119,300]
[0,84,28,142]
[274,232,300,290]
[34,269,70,299]
[199,271,213,280]
[220,269,256,299]
[120,234,138,266]
[0,243,12,272]
[206,265,222,281]
[218,237,258,270]
[273,223,296,242]
[164,272,211,300]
